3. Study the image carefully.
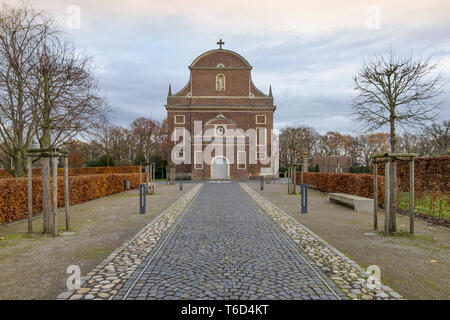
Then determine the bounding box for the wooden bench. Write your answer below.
[328,193,373,213]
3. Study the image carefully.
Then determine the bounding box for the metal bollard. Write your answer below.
[124,179,130,191]
[260,176,264,190]
[301,183,308,214]
[179,176,183,191]
[139,184,146,214]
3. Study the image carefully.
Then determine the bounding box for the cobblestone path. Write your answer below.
[115,182,346,300]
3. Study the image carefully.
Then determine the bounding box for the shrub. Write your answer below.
[0,173,145,224]
[375,155,449,199]
[85,160,102,167]
[0,166,143,179]
[0,169,12,178]
[98,155,115,167]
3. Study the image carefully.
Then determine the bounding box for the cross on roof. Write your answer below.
[217,39,225,49]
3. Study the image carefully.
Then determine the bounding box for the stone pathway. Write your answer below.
[114,182,345,300]
[60,181,402,300]
[241,183,403,300]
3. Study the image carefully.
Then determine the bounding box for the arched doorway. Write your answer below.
[211,157,229,179]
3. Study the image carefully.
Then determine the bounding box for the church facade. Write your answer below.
[165,41,276,180]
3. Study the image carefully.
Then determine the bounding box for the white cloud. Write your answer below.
[3,0,450,133]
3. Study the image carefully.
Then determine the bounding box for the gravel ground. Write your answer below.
[0,183,196,300]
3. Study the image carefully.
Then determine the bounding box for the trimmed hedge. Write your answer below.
[0,166,143,179]
[0,173,144,224]
[297,172,385,205]
[375,155,449,198]
[0,169,11,178]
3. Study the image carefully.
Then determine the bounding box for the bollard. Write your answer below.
[139,184,146,214]
[260,176,264,190]
[179,176,183,191]
[124,180,130,191]
[301,183,308,214]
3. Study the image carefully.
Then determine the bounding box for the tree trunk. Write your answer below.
[12,150,25,178]
[389,115,397,232]
[389,160,397,232]
[41,156,51,233]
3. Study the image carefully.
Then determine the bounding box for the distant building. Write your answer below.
[312,156,353,173]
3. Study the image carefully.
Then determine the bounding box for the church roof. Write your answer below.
[189,49,252,69]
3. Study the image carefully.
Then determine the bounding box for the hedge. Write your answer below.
[0,173,144,224]
[0,166,143,179]
[297,172,385,205]
[375,155,449,198]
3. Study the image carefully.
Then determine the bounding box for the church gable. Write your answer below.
[166,41,275,108]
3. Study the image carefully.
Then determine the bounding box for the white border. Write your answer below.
[256,115,266,124]
[174,114,185,125]
[237,151,246,169]
[194,151,203,170]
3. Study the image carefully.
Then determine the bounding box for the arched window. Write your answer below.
[216,74,225,91]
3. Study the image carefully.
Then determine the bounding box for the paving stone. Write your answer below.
[241,183,403,301]
[114,182,344,300]
[59,182,402,301]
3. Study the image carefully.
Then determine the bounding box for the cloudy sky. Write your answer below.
[8,0,450,134]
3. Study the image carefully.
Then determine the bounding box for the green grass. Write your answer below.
[73,246,114,260]
[398,192,449,220]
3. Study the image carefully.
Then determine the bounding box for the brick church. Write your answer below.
[165,40,276,180]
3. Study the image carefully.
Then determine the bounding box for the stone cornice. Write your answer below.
[189,66,252,70]
[165,105,276,111]
[169,95,271,99]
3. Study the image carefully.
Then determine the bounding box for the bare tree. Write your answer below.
[358,133,390,167]
[0,2,54,176]
[29,40,104,150]
[351,47,445,232]
[131,117,160,163]
[397,131,432,155]
[24,8,105,234]
[279,126,319,166]
[424,120,449,155]
[318,131,349,156]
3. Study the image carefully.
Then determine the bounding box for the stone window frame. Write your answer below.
[194,151,203,170]
[216,73,226,91]
[174,114,185,125]
[256,115,266,124]
[237,151,247,169]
